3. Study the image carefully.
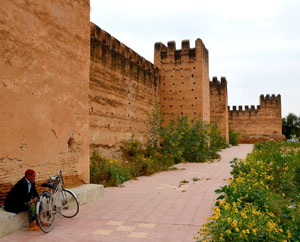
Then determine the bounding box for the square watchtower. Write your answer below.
[154,39,210,124]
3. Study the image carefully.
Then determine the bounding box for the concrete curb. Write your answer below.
[0,183,104,238]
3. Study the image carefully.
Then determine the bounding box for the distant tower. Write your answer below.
[210,77,229,142]
[154,39,210,124]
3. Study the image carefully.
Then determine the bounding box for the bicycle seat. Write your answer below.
[41,182,55,189]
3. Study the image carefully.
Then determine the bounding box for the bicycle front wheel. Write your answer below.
[36,192,56,233]
[60,189,79,218]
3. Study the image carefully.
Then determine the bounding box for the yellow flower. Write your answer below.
[231,220,238,228]
[235,228,239,232]
[225,229,231,235]
[227,217,232,223]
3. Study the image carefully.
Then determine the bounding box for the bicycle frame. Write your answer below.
[37,170,80,232]
[47,171,65,216]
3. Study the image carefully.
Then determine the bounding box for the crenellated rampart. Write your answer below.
[89,23,160,158]
[90,23,159,83]
[228,94,284,143]
[228,104,261,115]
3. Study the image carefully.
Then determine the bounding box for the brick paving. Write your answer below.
[0,144,253,242]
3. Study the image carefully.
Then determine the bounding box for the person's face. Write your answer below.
[27,173,36,183]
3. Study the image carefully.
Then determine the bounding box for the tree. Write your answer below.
[282,113,300,139]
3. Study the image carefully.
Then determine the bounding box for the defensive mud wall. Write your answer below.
[154,39,210,125]
[228,94,284,143]
[210,77,229,142]
[89,23,160,158]
[0,0,90,204]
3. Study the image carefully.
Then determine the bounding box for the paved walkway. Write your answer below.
[0,144,253,242]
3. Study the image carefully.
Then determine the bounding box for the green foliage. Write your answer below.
[210,123,227,156]
[282,113,300,139]
[148,103,163,149]
[90,151,173,187]
[120,134,143,160]
[229,128,240,146]
[90,153,130,186]
[159,115,225,163]
[196,141,300,242]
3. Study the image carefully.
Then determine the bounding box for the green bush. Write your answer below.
[90,152,130,186]
[159,115,225,163]
[120,134,143,160]
[229,128,240,146]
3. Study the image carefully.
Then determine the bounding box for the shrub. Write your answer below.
[159,115,224,163]
[90,152,130,186]
[120,134,143,160]
[229,128,240,146]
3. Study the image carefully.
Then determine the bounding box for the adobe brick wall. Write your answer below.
[210,77,229,142]
[89,23,160,158]
[154,39,210,125]
[0,0,90,204]
[228,94,285,143]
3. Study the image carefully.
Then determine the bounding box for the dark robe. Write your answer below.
[4,177,39,213]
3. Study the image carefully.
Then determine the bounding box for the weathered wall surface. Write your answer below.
[229,94,285,143]
[89,23,160,158]
[0,0,90,204]
[154,39,210,125]
[210,77,229,142]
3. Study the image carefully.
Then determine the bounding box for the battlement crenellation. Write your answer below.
[260,94,281,106]
[154,38,208,62]
[210,76,227,86]
[91,22,157,73]
[228,104,261,114]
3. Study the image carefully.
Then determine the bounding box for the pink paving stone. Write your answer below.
[0,144,253,242]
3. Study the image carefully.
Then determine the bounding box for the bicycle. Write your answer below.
[36,170,80,232]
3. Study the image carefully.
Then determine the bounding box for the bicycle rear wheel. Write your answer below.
[36,192,56,233]
[60,189,79,218]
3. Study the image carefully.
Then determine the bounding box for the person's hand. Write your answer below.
[30,197,38,205]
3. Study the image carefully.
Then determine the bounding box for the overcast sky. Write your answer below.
[90,0,300,117]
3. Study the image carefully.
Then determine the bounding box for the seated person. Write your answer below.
[4,169,40,231]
